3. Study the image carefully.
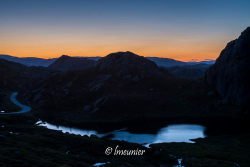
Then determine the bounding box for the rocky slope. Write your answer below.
[206,27,250,107]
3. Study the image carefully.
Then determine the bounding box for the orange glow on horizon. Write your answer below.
[0,31,231,61]
[0,23,236,62]
[0,50,219,62]
[0,43,224,61]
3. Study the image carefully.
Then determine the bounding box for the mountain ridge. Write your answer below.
[0,54,214,67]
[0,53,214,78]
[48,55,97,72]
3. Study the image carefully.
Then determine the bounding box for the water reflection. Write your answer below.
[36,121,206,145]
[0,92,31,115]
[36,121,102,137]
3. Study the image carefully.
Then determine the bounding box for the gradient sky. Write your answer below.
[0,0,249,61]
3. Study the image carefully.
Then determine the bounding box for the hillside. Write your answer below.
[23,52,222,128]
[48,55,97,72]
[0,58,56,91]
[0,54,56,67]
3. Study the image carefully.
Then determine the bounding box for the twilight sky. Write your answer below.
[0,0,249,61]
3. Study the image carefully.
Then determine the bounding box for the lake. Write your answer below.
[36,121,206,146]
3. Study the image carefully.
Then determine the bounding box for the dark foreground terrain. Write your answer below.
[0,114,175,167]
[1,113,250,167]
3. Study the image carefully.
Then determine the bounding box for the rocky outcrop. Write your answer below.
[206,27,250,106]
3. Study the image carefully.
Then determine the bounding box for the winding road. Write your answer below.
[0,92,31,115]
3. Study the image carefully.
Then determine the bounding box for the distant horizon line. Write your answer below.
[0,53,216,62]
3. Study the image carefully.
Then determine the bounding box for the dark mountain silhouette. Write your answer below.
[147,57,187,67]
[28,51,169,110]
[206,27,250,107]
[0,54,56,67]
[188,60,215,65]
[97,51,163,79]
[147,57,213,78]
[48,55,97,72]
[0,54,214,79]
[24,51,218,126]
[167,63,211,79]
[0,53,214,79]
[0,58,28,90]
[0,58,56,91]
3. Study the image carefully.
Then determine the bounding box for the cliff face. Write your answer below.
[206,27,250,106]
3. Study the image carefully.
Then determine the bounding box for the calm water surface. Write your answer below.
[0,92,31,115]
[36,121,206,145]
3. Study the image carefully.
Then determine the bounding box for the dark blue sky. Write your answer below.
[0,0,249,60]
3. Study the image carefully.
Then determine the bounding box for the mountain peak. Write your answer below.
[106,51,138,57]
[59,55,71,59]
[99,51,144,62]
[97,51,163,79]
